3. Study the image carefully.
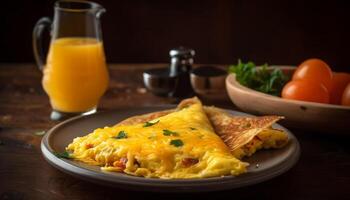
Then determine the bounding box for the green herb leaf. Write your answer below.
[170,139,184,147]
[115,130,128,139]
[143,120,159,127]
[189,127,197,130]
[228,60,290,96]
[54,151,71,159]
[163,129,179,136]
[34,131,46,136]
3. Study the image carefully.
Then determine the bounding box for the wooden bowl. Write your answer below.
[226,66,350,133]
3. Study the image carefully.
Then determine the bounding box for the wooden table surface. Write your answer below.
[0,64,349,200]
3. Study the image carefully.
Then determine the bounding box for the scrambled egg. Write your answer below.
[66,103,248,179]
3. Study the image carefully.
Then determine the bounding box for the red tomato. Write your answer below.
[330,72,350,104]
[282,80,329,103]
[292,58,333,92]
[341,83,350,106]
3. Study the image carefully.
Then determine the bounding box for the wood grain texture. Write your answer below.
[0,64,350,199]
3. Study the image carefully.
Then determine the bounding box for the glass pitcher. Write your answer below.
[33,1,109,120]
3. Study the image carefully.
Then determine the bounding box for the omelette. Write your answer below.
[65,97,288,179]
[66,100,248,179]
[118,97,289,159]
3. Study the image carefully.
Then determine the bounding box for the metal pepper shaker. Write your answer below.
[169,47,195,98]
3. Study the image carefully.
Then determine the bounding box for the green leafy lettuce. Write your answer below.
[228,60,290,96]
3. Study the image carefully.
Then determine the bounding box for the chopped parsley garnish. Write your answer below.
[54,151,71,159]
[189,127,197,130]
[170,139,184,147]
[143,120,159,127]
[163,129,179,136]
[115,130,128,139]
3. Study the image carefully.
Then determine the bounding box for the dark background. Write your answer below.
[1,0,350,71]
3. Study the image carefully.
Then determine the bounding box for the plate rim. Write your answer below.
[41,106,300,192]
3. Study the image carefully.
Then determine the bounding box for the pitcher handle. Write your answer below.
[32,17,52,71]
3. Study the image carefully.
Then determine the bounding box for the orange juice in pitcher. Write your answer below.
[43,38,109,113]
[33,1,108,120]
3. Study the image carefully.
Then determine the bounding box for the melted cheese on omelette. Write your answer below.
[66,103,248,179]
